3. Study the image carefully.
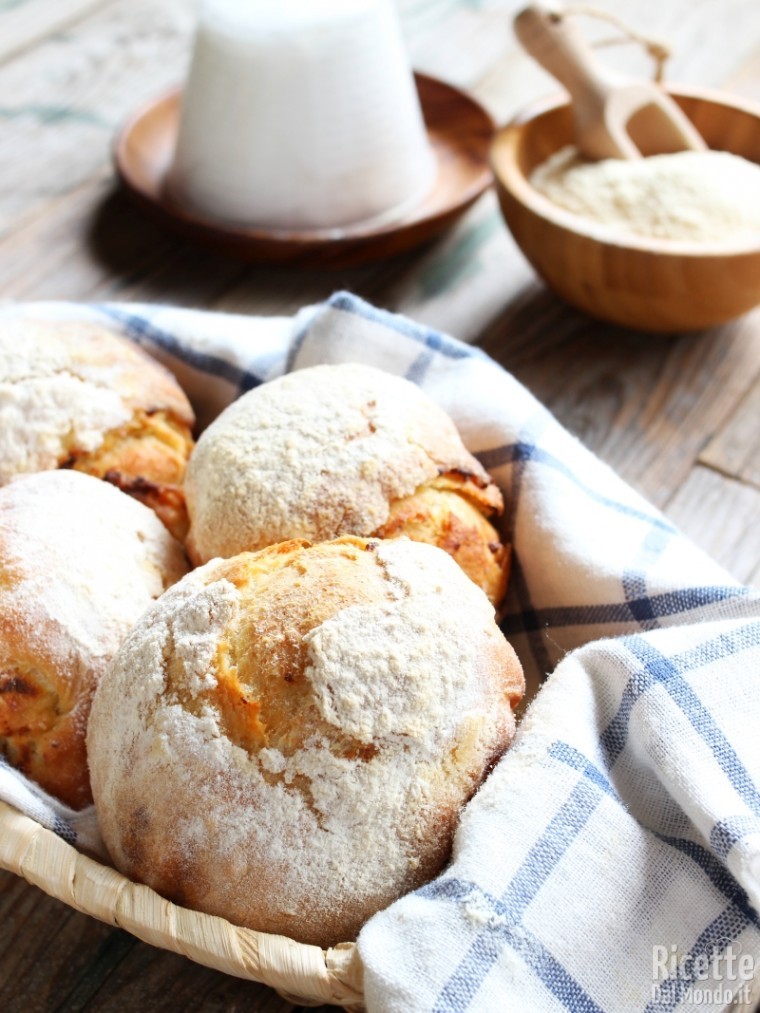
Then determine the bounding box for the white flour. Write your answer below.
[0,319,193,486]
[530,147,760,243]
[185,362,492,563]
[0,470,188,709]
[88,538,520,945]
[303,540,489,747]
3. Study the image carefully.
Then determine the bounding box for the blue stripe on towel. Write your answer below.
[427,717,760,1012]
[435,926,607,1013]
[711,816,760,861]
[98,307,266,393]
[624,631,760,818]
[644,904,752,1013]
[508,931,607,1013]
[502,422,556,675]
[420,879,605,1013]
[429,776,603,1010]
[548,743,760,931]
[326,291,485,361]
[478,442,676,532]
[501,586,749,636]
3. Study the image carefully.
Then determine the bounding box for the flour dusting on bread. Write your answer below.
[0,470,188,807]
[185,363,496,561]
[0,319,193,485]
[88,537,524,945]
[304,540,495,745]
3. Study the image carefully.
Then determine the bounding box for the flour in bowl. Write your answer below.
[530,147,760,242]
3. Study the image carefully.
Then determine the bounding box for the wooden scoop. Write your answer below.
[513,2,707,159]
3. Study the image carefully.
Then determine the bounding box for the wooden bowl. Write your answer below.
[491,85,760,332]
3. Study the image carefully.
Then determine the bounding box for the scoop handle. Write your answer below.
[513,2,614,105]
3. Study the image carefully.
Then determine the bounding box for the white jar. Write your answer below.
[168,0,436,231]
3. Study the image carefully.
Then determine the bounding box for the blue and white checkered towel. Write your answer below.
[1,292,759,1013]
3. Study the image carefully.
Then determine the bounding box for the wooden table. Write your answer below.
[1,0,759,1009]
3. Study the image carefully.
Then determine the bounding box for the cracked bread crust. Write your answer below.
[184,363,509,604]
[0,470,188,809]
[375,472,511,605]
[67,408,194,542]
[0,319,195,539]
[87,537,524,946]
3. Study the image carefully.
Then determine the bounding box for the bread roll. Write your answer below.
[88,537,524,946]
[185,363,510,605]
[0,470,188,808]
[0,319,195,540]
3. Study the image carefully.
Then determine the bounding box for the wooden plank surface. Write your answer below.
[700,373,760,489]
[0,0,196,238]
[665,466,760,586]
[0,869,311,1012]
[0,0,111,65]
[0,0,759,1009]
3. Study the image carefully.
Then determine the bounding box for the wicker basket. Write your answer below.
[0,800,365,1009]
[4,797,760,1012]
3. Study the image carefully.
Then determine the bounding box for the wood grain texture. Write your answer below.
[0,175,250,304]
[0,0,111,66]
[0,0,195,238]
[664,466,760,586]
[491,87,760,331]
[700,373,760,488]
[468,0,760,128]
[480,300,760,510]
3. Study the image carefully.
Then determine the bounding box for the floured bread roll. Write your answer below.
[185,363,510,605]
[0,319,195,540]
[88,537,524,946]
[0,470,188,809]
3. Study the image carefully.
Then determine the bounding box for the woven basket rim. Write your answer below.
[0,800,364,1009]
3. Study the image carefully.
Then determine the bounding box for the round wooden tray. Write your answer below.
[114,74,495,269]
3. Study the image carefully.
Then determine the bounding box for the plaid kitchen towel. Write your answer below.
[1,292,759,1012]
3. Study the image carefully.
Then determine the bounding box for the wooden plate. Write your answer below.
[114,74,495,269]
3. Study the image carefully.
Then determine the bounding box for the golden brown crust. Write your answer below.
[375,472,511,606]
[67,409,193,485]
[0,320,195,535]
[0,661,92,809]
[88,537,524,945]
[68,409,194,541]
[184,364,508,603]
[101,474,189,544]
[0,470,189,808]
